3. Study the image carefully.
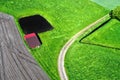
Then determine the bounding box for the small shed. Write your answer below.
[24,33,41,48]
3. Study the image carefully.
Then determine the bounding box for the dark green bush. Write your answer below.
[111,6,120,20]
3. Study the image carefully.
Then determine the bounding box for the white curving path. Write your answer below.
[58,14,110,80]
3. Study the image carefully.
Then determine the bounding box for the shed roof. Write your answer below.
[24,33,41,48]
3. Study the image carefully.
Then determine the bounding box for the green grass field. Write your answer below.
[82,19,120,49]
[91,0,120,10]
[0,0,109,80]
[65,41,120,80]
[64,1,120,80]
[64,18,120,80]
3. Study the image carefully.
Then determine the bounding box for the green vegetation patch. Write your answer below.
[111,6,120,20]
[0,0,108,79]
[91,0,120,10]
[65,41,120,80]
[81,19,120,49]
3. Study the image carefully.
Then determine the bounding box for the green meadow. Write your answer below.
[64,1,120,80]
[82,19,120,49]
[65,41,120,80]
[65,18,120,80]
[91,0,120,10]
[0,0,111,80]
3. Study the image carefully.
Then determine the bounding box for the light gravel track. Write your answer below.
[58,14,110,80]
[0,12,49,80]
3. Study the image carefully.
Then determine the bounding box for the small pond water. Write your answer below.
[19,15,53,34]
[91,0,120,10]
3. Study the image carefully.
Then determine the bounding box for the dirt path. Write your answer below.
[58,14,110,80]
[0,12,49,80]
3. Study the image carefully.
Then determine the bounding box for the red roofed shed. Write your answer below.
[24,33,41,48]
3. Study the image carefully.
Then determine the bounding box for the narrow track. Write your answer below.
[58,14,110,80]
[0,12,49,80]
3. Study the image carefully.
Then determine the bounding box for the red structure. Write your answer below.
[24,33,41,48]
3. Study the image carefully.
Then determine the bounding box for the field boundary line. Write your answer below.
[80,42,120,50]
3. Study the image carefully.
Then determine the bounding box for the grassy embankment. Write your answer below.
[0,0,108,79]
[82,19,120,49]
